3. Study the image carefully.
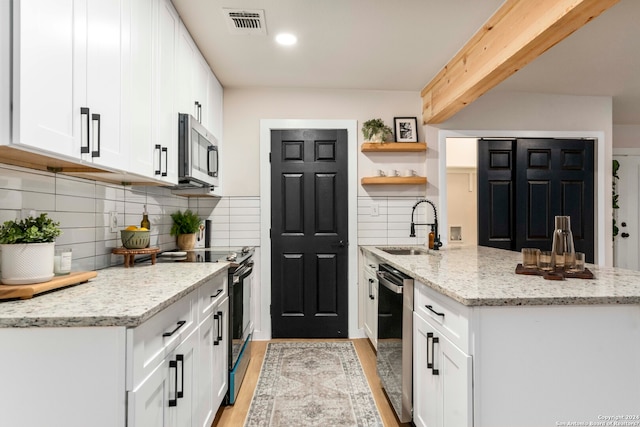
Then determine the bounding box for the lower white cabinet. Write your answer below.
[359,248,379,349]
[129,328,198,427]
[413,311,472,427]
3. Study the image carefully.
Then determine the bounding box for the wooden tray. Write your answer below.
[0,271,98,300]
[112,247,160,267]
[515,264,594,280]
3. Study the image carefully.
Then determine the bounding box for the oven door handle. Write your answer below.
[233,263,254,284]
[376,271,403,294]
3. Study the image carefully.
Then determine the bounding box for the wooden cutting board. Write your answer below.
[0,271,98,300]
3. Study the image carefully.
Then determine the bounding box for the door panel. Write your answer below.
[478,138,595,262]
[271,129,348,338]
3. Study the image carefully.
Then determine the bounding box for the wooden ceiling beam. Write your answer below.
[421,0,620,124]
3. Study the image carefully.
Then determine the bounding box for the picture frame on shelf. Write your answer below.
[393,117,418,142]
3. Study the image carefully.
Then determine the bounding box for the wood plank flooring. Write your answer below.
[212,338,411,427]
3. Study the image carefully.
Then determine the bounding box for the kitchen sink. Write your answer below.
[378,247,429,256]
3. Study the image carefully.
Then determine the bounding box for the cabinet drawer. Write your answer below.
[198,272,228,323]
[362,250,379,277]
[414,280,469,353]
[127,290,198,390]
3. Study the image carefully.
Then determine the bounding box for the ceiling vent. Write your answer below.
[223,9,267,36]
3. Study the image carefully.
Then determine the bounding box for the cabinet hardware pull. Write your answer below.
[154,144,162,175]
[162,320,186,337]
[80,107,90,154]
[216,310,223,342]
[213,313,220,345]
[368,278,374,299]
[210,289,223,299]
[431,337,440,375]
[176,354,184,398]
[91,113,101,158]
[425,305,445,317]
[161,147,168,177]
[195,101,201,122]
[169,359,178,407]
[427,332,434,369]
[207,145,218,177]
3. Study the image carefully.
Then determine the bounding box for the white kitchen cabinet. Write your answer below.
[129,326,198,427]
[413,311,472,427]
[125,0,179,184]
[197,275,229,427]
[359,248,379,348]
[10,0,127,169]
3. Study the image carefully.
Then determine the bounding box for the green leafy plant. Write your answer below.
[361,118,392,141]
[170,209,201,236]
[612,159,620,240]
[0,213,61,244]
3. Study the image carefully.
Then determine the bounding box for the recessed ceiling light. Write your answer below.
[275,33,297,46]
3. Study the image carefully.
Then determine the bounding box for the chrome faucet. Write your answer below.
[410,199,442,250]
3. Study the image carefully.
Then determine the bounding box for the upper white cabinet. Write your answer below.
[11,0,78,156]
[11,0,127,170]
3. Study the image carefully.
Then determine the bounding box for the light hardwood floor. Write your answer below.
[212,338,411,427]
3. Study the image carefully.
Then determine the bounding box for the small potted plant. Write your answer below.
[170,209,201,250]
[0,213,62,284]
[361,118,393,143]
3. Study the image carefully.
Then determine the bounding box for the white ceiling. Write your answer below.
[171,0,639,125]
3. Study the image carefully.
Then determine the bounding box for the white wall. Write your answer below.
[223,87,423,196]
[429,91,614,265]
[613,124,640,148]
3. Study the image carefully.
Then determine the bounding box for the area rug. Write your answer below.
[244,341,383,427]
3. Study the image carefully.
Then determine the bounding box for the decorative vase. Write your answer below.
[177,233,196,250]
[370,132,385,143]
[550,216,575,269]
[0,242,55,285]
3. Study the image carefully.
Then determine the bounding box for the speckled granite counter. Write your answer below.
[0,262,229,328]
[361,245,640,306]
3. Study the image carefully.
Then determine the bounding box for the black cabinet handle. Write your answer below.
[431,336,440,375]
[176,354,184,398]
[162,320,186,337]
[154,144,161,175]
[427,332,434,369]
[213,313,220,345]
[91,113,100,158]
[161,147,168,177]
[425,305,445,318]
[368,278,374,299]
[80,107,90,154]
[210,289,223,299]
[169,358,178,407]
[216,310,223,342]
[195,101,201,122]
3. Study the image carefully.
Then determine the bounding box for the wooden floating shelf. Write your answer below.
[361,176,427,185]
[361,142,427,152]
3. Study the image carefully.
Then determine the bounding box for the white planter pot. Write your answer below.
[0,242,55,285]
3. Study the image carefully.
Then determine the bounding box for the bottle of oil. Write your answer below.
[428,225,435,249]
[140,204,150,231]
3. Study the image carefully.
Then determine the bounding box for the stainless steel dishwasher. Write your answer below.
[376,263,414,423]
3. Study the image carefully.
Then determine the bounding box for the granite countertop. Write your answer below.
[361,245,640,306]
[0,262,229,328]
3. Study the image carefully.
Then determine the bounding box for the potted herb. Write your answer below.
[170,209,201,250]
[361,118,393,143]
[0,213,62,284]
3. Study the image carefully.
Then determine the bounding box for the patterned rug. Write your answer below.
[244,341,383,427]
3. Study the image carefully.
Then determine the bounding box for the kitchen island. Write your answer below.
[362,245,640,427]
[0,262,230,427]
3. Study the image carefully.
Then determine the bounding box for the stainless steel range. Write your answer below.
[151,246,255,405]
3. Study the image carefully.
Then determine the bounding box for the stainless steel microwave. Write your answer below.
[177,113,219,189]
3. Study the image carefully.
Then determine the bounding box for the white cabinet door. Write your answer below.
[80,0,126,169]
[129,362,173,427]
[155,0,180,184]
[174,329,198,427]
[197,312,216,427]
[193,53,209,123]
[414,312,472,427]
[414,312,440,427]
[12,0,78,156]
[363,270,378,348]
[176,24,196,117]
[212,297,229,407]
[125,0,155,178]
[206,71,223,139]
